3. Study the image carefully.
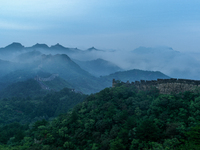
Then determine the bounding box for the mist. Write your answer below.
[60,46,200,80]
[1,43,200,81]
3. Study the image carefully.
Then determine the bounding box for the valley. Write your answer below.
[0,43,200,149]
[1,1,200,149]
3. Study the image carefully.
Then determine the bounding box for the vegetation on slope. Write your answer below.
[42,76,73,91]
[1,83,200,149]
[0,79,44,98]
[40,54,105,94]
[0,87,87,125]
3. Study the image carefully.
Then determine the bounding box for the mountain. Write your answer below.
[0,51,172,94]
[0,42,25,60]
[0,43,113,62]
[35,74,73,91]
[0,59,12,75]
[0,69,38,85]
[39,54,105,93]
[0,51,106,94]
[0,68,73,93]
[100,69,170,87]
[4,81,200,149]
[0,79,44,99]
[0,59,18,78]
[86,47,105,52]
[132,46,179,55]
[0,73,74,99]
[50,43,81,54]
[4,42,24,50]
[31,43,49,49]
[74,58,123,77]
[50,43,66,50]
[124,46,200,79]
[130,46,180,66]
[39,54,170,93]
[0,43,175,94]
[0,86,87,125]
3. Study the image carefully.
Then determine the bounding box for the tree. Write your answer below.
[109,138,126,150]
[135,119,160,142]
[187,124,200,145]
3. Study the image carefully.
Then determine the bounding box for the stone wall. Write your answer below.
[112,78,200,94]
[34,74,59,82]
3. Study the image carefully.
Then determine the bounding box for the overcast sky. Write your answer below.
[1,0,200,52]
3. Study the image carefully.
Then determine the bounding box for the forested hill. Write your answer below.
[0,79,44,98]
[0,42,173,94]
[1,82,200,149]
[0,76,73,98]
[0,87,87,125]
[100,69,170,87]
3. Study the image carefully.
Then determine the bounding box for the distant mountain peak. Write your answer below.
[88,47,97,50]
[132,46,179,54]
[55,43,62,47]
[50,43,66,49]
[41,53,71,61]
[5,42,24,49]
[32,43,49,49]
[87,47,104,52]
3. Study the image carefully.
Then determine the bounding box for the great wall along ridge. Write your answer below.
[112,78,200,94]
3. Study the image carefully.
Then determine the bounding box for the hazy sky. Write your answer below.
[1,0,200,52]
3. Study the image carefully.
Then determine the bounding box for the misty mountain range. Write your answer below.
[0,42,198,94]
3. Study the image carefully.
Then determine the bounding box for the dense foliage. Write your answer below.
[0,79,45,98]
[0,87,87,125]
[1,83,200,149]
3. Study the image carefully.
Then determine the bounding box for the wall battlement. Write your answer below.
[34,74,59,82]
[112,78,200,94]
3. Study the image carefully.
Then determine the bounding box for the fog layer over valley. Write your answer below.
[1,43,200,149]
[0,42,198,93]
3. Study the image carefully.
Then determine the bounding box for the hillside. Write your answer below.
[0,43,176,94]
[0,59,17,78]
[39,76,73,91]
[0,60,171,94]
[0,79,45,99]
[0,42,24,53]
[0,53,106,94]
[16,50,42,62]
[100,69,170,87]
[39,54,105,93]
[0,70,37,84]
[50,43,81,54]
[0,71,76,98]
[1,43,200,81]
[74,58,123,77]
[0,87,87,125]
[1,82,200,149]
